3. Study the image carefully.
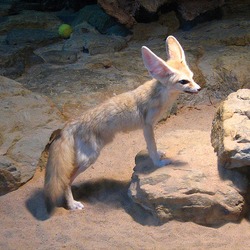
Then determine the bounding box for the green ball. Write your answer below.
[58,24,73,38]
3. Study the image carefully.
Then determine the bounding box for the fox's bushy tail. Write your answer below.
[44,130,75,214]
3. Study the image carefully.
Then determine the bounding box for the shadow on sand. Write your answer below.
[26,189,50,221]
[26,178,158,225]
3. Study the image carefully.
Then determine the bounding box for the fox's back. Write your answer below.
[83,90,143,134]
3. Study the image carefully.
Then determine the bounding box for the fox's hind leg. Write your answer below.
[65,138,101,210]
[65,161,93,210]
[65,184,84,210]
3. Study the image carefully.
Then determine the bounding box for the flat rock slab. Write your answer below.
[0,76,64,195]
[6,29,59,46]
[129,129,248,226]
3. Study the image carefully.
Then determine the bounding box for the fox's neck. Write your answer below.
[135,79,180,107]
[134,79,180,124]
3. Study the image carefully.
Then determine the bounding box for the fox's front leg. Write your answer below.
[143,124,171,167]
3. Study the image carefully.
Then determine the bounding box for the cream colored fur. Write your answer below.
[44,36,201,214]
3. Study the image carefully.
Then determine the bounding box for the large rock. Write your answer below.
[97,0,224,29]
[177,0,224,21]
[0,45,27,78]
[0,10,61,35]
[138,0,170,12]
[72,4,130,36]
[211,89,250,169]
[64,32,127,55]
[6,28,59,46]
[180,18,250,46]
[0,76,64,195]
[98,0,136,28]
[129,129,248,226]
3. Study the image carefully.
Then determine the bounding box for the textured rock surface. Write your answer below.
[6,29,59,46]
[64,32,127,55]
[0,10,61,34]
[0,45,27,78]
[177,0,224,21]
[138,0,171,12]
[0,76,64,195]
[129,128,248,226]
[0,10,62,78]
[98,0,225,26]
[211,89,250,169]
[36,50,78,64]
[98,0,136,28]
[72,4,130,36]
[17,43,148,118]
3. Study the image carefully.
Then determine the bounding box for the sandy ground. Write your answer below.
[1,104,250,250]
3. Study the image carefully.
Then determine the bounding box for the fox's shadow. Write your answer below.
[26,178,157,225]
[74,178,158,225]
[26,157,187,224]
[26,189,50,221]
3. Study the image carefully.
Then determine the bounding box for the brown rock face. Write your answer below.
[177,0,224,21]
[211,89,250,169]
[0,76,64,195]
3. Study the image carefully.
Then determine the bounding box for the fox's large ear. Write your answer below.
[166,36,186,63]
[142,46,174,81]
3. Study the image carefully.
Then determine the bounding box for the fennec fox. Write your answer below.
[44,36,201,213]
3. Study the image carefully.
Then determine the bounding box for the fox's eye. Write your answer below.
[178,80,189,85]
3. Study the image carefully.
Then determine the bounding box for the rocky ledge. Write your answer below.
[211,89,250,170]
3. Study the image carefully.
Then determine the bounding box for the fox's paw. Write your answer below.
[157,151,166,159]
[154,158,172,167]
[68,200,84,210]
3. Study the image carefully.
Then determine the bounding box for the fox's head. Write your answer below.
[142,36,201,94]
